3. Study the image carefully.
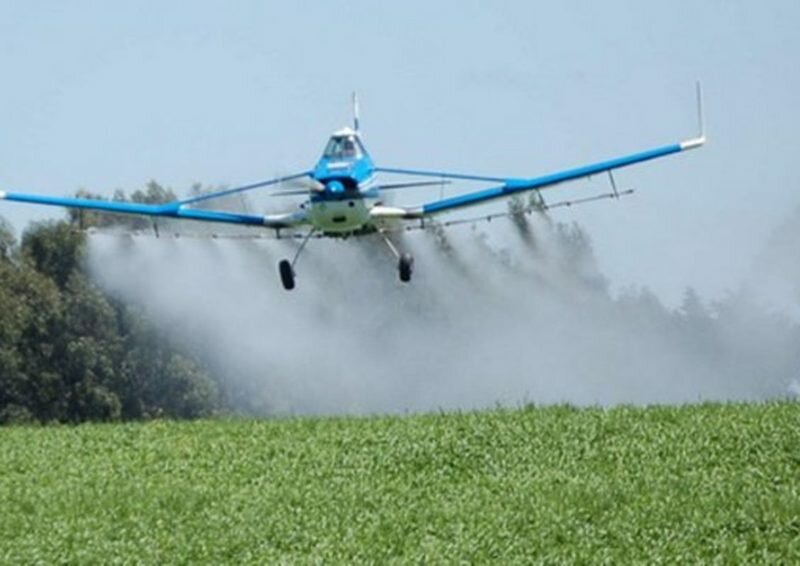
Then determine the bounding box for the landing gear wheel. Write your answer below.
[279,259,295,290]
[398,253,414,283]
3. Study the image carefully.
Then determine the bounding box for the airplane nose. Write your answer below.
[327,180,345,193]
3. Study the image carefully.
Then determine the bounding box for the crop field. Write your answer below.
[1,402,799,563]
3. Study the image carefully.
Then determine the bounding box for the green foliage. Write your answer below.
[0,403,798,562]
[0,217,220,424]
[20,221,85,289]
[67,181,178,231]
[0,217,15,261]
[0,256,64,422]
[67,189,116,230]
[130,180,177,205]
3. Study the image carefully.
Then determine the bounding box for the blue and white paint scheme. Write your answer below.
[307,126,378,233]
[0,87,706,289]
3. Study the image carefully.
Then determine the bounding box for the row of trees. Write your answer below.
[0,184,221,424]
[3,183,798,422]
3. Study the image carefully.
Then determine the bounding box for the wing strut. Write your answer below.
[0,171,313,228]
[371,84,706,220]
[608,170,620,199]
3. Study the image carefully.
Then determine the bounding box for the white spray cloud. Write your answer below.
[85,211,799,416]
[745,204,800,320]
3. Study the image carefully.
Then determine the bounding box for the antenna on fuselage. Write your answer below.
[352,91,360,132]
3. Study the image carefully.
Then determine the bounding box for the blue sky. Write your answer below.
[2,1,798,304]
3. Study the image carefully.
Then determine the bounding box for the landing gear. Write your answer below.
[277,229,414,289]
[278,229,315,291]
[278,259,295,290]
[380,230,414,284]
[398,253,414,283]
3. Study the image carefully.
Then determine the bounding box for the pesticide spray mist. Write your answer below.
[85,209,800,415]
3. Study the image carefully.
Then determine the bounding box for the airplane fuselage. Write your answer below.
[307,192,375,234]
[307,128,380,234]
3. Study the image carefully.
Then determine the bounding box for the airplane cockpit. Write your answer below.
[322,131,365,160]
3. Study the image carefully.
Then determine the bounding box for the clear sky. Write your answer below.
[2,1,798,305]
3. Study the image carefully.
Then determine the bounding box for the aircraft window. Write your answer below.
[342,138,357,157]
[324,136,361,159]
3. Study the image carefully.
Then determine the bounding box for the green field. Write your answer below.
[2,403,799,563]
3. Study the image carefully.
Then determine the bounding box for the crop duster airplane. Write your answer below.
[1,89,705,290]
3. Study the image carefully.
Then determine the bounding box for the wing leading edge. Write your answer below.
[0,171,313,228]
[371,134,705,220]
[374,84,707,220]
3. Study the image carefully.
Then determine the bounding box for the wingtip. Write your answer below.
[0,190,6,199]
[680,136,706,151]
[695,81,705,141]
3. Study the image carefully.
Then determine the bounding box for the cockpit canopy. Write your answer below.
[323,132,364,160]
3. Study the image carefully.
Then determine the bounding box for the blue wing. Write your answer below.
[0,171,313,228]
[371,136,705,219]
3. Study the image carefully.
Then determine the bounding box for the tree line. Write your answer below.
[0,183,221,424]
[2,185,798,423]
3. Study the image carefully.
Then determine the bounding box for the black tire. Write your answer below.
[279,259,295,290]
[398,253,414,283]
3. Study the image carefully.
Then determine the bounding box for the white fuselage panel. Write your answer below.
[309,197,375,233]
